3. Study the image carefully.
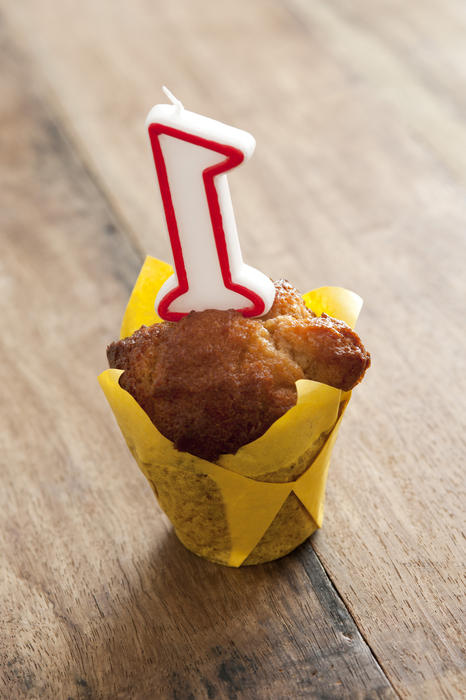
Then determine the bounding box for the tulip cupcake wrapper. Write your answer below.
[99,257,363,567]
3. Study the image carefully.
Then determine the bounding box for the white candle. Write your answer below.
[146,88,275,321]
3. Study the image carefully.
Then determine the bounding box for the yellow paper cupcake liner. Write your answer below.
[99,256,362,567]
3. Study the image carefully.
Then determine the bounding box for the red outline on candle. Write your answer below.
[148,123,266,321]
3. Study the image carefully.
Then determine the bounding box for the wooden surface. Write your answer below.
[1,1,465,698]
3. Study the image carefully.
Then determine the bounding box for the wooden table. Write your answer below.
[1,1,465,698]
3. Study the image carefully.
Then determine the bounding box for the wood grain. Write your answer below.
[1,0,465,697]
[0,24,394,700]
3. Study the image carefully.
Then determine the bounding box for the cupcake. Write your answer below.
[99,256,370,566]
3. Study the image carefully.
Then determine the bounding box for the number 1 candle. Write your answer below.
[146,88,276,321]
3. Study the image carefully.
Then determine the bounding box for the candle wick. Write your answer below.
[162,85,184,115]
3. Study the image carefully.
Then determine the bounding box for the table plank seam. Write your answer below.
[305,543,400,698]
[29,69,148,270]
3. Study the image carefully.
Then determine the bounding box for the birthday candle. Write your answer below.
[146,87,275,321]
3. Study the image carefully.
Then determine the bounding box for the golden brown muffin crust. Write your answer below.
[262,279,315,321]
[107,280,370,460]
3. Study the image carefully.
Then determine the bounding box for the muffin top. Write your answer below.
[107,280,370,460]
